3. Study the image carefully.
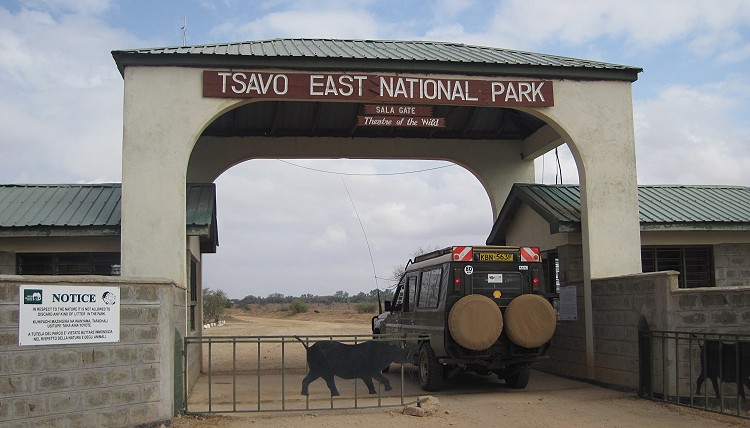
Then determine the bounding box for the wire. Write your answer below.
[341,177,379,292]
[276,159,454,176]
[555,147,563,184]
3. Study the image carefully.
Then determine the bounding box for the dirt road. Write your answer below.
[175,308,744,427]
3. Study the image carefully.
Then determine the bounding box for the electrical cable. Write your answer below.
[276,159,454,176]
[341,177,379,292]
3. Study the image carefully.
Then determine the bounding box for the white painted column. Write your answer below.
[533,79,642,379]
[121,67,234,285]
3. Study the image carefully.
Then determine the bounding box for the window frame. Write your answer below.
[641,245,714,288]
[16,252,121,276]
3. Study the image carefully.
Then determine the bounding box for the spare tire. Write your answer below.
[448,294,503,351]
[504,294,557,348]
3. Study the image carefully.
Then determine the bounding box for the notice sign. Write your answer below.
[19,285,120,346]
[558,285,578,321]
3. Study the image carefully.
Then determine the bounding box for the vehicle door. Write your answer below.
[385,274,417,336]
[411,265,446,356]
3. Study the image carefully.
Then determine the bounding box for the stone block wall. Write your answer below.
[0,275,186,428]
[0,252,14,276]
[713,243,750,288]
[536,271,670,388]
[536,270,750,391]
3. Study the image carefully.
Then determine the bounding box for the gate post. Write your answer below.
[174,329,185,415]
[638,316,652,398]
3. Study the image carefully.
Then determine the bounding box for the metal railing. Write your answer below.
[639,329,749,419]
[183,334,423,414]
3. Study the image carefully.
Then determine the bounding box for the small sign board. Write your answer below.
[19,284,120,346]
[558,285,578,321]
[357,116,445,127]
[363,105,434,116]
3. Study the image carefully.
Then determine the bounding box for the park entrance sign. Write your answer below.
[203,70,554,107]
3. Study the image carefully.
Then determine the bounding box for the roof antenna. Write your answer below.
[180,16,187,46]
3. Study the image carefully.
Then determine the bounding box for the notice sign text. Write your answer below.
[19,285,120,346]
[204,71,554,107]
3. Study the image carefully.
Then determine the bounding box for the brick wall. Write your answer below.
[536,272,671,388]
[0,252,14,276]
[713,243,750,288]
[536,270,750,390]
[0,275,186,428]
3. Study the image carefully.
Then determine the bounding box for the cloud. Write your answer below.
[0,4,143,183]
[209,1,382,41]
[203,159,492,297]
[634,78,750,185]
[424,0,750,63]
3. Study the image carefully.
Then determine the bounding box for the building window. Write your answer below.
[542,251,560,293]
[16,253,120,276]
[641,246,713,288]
[189,258,198,331]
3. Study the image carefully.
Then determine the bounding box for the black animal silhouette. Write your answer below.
[295,336,410,396]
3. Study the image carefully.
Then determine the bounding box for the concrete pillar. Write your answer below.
[528,79,642,379]
[121,67,234,285]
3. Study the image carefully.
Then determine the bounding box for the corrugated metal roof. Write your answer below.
[0,183,216,232]
[488,184,750,244]
[0,184,121,228]
[185,184,216,228]
[112,38,641,81]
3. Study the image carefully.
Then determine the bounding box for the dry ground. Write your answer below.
[174,305,746,428]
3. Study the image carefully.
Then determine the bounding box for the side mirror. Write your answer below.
[384,301,392,312]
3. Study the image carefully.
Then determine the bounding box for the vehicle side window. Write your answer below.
[394,280,405,309]
[405,276,418,312]
[418,267,441,308]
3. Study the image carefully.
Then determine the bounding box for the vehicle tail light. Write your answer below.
[453,268,462,292]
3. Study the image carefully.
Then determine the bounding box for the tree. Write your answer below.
[333,290,349,303]
[266,293,286,303]
[391,245,442,281]
[203,288,229,323]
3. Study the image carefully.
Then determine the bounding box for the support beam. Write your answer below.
[521,124,564,160]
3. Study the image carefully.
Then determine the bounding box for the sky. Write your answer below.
[1,0,749,299]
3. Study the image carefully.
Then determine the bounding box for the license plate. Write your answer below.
[477,252,514,262]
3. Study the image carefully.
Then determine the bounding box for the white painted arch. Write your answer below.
[122,66,640,285]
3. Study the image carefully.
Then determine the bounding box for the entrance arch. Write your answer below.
[114,39,643,385]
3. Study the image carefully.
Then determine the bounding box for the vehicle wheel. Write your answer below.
[448,294,503,351]
[418,345,444,391]
[505,364,531,389]
[504,294,557,348]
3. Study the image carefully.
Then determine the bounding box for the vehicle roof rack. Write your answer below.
[413,247,453,263]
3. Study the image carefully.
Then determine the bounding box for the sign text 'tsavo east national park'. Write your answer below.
[203,71,554,107]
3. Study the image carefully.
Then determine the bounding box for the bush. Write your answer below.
[289,299,309,314]
[203,288,229,323]
[355,301,378,314]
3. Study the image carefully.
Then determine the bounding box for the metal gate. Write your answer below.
[182,334,422,414]
[639,327,750,420]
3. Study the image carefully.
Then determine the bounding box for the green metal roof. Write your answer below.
[0,184,218,252]
[487,184,750,244]
[112,38,641,81]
